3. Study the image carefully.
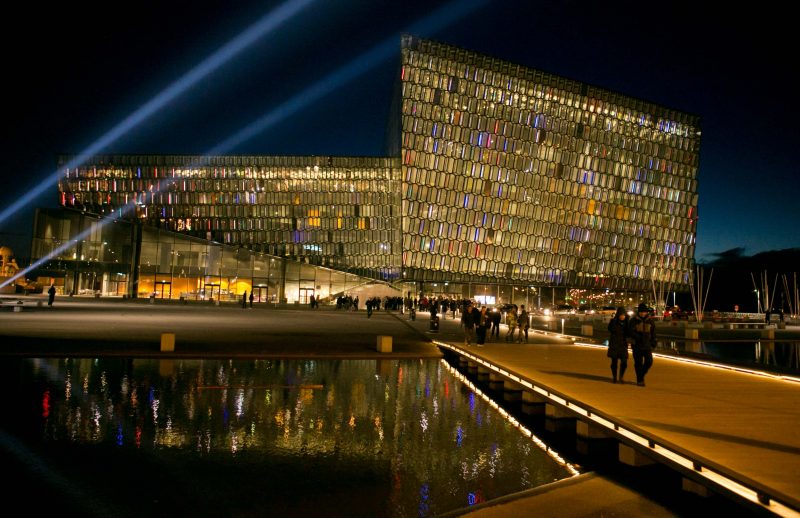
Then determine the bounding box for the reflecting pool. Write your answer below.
[0,358,575,517]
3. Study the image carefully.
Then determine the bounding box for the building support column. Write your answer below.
[128,221,142,299]
[278,258,287,303]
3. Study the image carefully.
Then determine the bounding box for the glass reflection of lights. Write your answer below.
[15,357,574,516]
[438,359,579,477]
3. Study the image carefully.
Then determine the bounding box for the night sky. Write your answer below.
[1,0,796,262]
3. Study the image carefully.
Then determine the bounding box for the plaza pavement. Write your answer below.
[0,295,441,358]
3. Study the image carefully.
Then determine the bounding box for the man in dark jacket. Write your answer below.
[629,303,656,386]
[490,308,502,340]
[607,307,629,383]
[461,304,476,346]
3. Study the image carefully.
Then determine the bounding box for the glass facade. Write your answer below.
[399,36,700,290]
[50,36,700,294]
[31,208,379,303]
[58,155,402,281]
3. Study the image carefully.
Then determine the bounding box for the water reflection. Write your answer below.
[5,358,574,517]
[656,341,800,373]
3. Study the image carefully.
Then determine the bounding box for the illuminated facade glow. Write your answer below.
[57,155,402,281]
[51,36,700,293]
[397,36,699,290]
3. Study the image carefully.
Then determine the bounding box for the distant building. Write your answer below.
[0,246,21,294]
[33,36,701,305]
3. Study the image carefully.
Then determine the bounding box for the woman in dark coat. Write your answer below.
[607,307,629,383]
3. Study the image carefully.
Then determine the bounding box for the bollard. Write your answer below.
[376,335,392,353]
[160,332,175,352]
[429,316,439,332]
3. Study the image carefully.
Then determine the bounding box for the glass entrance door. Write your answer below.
[253,286,268,303]
[157,281,172,299]
[299,288,314,305]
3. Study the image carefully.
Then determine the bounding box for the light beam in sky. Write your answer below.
[0,0,316,226]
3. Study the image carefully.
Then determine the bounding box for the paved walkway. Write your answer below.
[424,312,800,516]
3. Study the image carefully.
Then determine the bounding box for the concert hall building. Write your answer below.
[31,36,700,306]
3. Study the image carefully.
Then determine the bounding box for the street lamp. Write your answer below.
[754,289,760,314]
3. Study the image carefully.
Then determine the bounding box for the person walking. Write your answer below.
[607,307,629,383]
[242,291,247,309]
[461,303,476,346]
[629,303,656,386]
[517,305,529,343]
[475,306,488,346]
[505,305,518,342]
[249,291,254,308]
[490,308,501,340]
[47,284,56,307]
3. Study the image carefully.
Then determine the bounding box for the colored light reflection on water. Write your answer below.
[2,358,575,517]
